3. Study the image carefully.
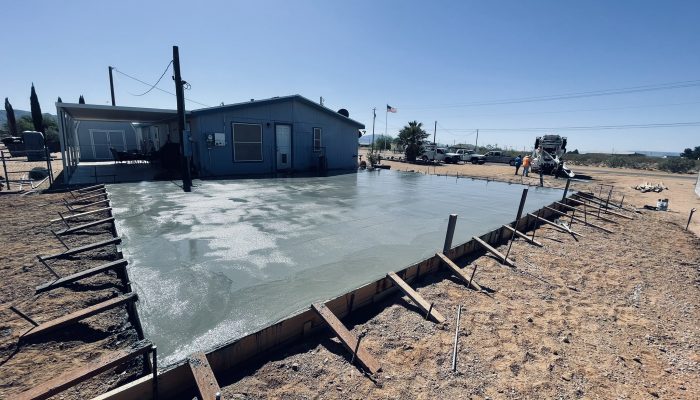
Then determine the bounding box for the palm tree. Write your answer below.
[397,121,429,162]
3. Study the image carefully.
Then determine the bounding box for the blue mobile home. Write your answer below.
[189,95,364,176]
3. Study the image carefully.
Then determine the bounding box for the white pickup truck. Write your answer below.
[420,146,447,162]
[444,148,475,163]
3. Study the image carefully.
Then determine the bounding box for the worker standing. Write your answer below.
[522,155,531,177]
[513,155,522,175]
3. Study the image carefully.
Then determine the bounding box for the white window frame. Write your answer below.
[313,127,322,152]
[232,122,263,162]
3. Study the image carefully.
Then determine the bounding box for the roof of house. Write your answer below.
[191,94,365,129]
[56,103,181,122]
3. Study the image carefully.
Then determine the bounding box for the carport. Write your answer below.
[56,103,184,184]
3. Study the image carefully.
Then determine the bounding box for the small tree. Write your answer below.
[57,96,62,103]
[30,83,44,132]
[681,146,700,160]
[78,95,85,104]
[4,98,18,136]
[397,121,429,162]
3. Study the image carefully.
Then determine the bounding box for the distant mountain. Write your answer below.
[0,109,56,125]
[359,134,392,145]
[631,150,682,158]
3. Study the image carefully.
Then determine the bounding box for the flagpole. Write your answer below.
[384,107,389,155]
[371,107,376,155]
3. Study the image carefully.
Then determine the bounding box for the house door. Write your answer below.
[89,130,126,160]
[275,124,292,170]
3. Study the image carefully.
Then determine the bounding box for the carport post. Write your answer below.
[108,66,116,106]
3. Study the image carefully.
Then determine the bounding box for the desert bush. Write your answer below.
[658,157,697,173]
[29,167,48,180]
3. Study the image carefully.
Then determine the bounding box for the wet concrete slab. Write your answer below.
[109,170,563,364]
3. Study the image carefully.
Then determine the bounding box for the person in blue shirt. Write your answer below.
[514,155,522,175]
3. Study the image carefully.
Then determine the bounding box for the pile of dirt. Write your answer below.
[0,192,144,399]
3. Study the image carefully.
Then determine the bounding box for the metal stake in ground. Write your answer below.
[687,208,697,231]
[1,151,10,190]
[443,214,458,254]
[351,331,366,366]
[152,345,158,400]
[451,305,462,372]
[505,188,528,262]
[562,178,571,201]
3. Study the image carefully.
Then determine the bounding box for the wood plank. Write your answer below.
[16,340,152,400]
[554,201,618,224]
[39,237,121,261]
[472,236,517,267]
[527,214,584,237]
[67,192,108,205]
[36,259,128,293]
[436,252,483,291]
[311,303,381,374]
[569,196,634,220]
[502,225,543,247]
[188,352,221,400]
[68,199,110,212]
[50,207,112,223]
[387,271,446,323]
[74,183,105,193]
[544,206,615,234]
[55,217,114,235]
[73,187,107,198]
[23,293,137,338]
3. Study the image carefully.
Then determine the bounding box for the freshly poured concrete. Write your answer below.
[109,171,563,364]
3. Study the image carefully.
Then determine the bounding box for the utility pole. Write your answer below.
[371,108,376,155]
[474,129,479,150]
[108,66,116,106]
[433,121,437,146]
[173,46,192,192]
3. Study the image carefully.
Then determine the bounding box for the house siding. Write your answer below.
[191,98,360,177]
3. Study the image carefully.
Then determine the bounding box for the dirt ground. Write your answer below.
[220,200,700,399]
[0,191,145,399]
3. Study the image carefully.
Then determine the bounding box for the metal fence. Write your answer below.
[0,148,55,191]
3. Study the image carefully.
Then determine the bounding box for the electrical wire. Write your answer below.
[112,67,211,107]
[132,60,173,96]
[398,79,700,110]
[431,121,700,133]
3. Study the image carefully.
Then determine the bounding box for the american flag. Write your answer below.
[386,104,397,113]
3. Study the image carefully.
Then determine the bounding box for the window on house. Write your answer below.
[313,127,322,151]
[232,123,263,162]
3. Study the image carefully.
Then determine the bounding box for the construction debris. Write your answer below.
[633,182,667,193]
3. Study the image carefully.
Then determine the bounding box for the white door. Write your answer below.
[276,125,291,170]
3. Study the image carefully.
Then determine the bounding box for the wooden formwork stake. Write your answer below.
[67,199,110,213]
[554,201,618,224]
[443,214,458,254]
[436,252,483,291]
[54,217,115,235]
[73,183,105,193]
[472,236,517,267]
[544,206,614,234]
[569,197,633,220]
[502,225,543,246]
[387,272,445,323]
[527,213,583,238]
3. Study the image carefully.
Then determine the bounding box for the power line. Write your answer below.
[112,67,211,107]
[434,121,700,133]
[132,60,173,96]
[399,79,700,110]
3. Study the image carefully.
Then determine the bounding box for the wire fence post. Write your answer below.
[45,146,53,186]
[1,151,9,190]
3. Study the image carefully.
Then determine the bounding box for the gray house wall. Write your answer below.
[191,98,360,177]
[76,120,139,161]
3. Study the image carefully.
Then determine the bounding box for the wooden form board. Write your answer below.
[16,341,152,400]
[73,187,107,198]
[501,225,543,247]
[387,271,446,323]
[311,303,381,374]
[527,213,583,237]
[36,259,128,293]
[472,236,517,267]
[39,237,121,261]
[50,207,112,223]
[23,293,137,338]
[436,252,482,291]
[74,184,105,193]
[55,217,114,235]
[569,196,634,220]
[69,199,110,212]
[554,201,618,224]
[189,352,221,400]
[544,206,615,234]
[66,192,108,205]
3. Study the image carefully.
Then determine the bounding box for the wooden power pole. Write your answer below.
[173,46,192,192]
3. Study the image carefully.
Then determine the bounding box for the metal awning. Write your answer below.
[56,103,183,123]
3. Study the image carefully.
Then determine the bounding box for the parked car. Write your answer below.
[420,146,447,162]
[444,148,474,163]
[469,150,517,165]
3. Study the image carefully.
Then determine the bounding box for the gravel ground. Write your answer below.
[0,191,145,399]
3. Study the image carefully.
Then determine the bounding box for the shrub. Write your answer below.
[29,167,48,180]
[658,157,696,173]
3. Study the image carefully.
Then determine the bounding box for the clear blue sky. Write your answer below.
[2,0,699,153]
